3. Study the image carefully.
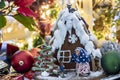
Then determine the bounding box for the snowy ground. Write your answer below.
[34,70,103,80]
[24,71,120,80]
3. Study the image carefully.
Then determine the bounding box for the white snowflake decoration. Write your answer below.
[68,34,78,44]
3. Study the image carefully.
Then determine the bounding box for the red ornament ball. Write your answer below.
[11,50,34,73]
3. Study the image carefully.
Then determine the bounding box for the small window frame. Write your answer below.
[57,50,71,63]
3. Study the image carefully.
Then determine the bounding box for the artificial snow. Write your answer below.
[41,71,50,77]
[68,34,78,44]
[50,8,102,58]
[101,74,120,80]
[35,70,103,80]
[92,49,102,58]
[85,41,95,55]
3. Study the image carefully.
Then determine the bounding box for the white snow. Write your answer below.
[68,34,78,44]
[51,30,63,52]
[90,71,103,78]
[24,71,120,80]
[58,19,67,43]
[50,8,102,58]
[92,49,102,58]
[36,71,75,80]
[41,71,50,77]
[101,74,120,80]
[35,70,103,80]
[85,41,95,55]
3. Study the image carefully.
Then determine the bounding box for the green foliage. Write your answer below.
[94,32,103,40]
[0,0,5,9]
[0,15,6,29]
[21,43,28,50]
[49,4,59,19]
[0,0,38,31]
[13,14,36,31]
[93,0,120,40]
[33,36,44,47]
[101,51,120,75]
[50,9,58,19]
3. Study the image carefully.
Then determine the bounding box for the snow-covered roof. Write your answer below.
[50,8,102,58]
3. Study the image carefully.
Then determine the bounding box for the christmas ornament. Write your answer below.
[0,43,19,71]
[11,50,34,73]
[101,51,120,75]
[0,43,19,59]
[32,43,59,74]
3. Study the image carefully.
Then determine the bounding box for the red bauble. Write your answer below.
[0,43,19,59]
[11,50,34,73]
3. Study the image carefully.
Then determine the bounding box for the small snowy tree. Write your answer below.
[32,43,59,75]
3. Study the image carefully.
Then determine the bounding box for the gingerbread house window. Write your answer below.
[57,50,71,63]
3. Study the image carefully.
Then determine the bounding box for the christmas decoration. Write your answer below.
[11,50,34,73]
[0,42,19,72]
[71,47,91,77]
[71,47,91,63]
[50,3,101,70]
[100,41,120,55]
[0,0,37,31]
[32,43,59,75]
[101,51,120,75]
[59,61,65,78]
[14,0,38,18]
[0,43,19,59]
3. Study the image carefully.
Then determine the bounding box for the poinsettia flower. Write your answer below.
[14,0,38,17]
[14,0,34,7]
[17,7,38,18]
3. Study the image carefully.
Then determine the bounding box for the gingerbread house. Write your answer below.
[49,6,102,70]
